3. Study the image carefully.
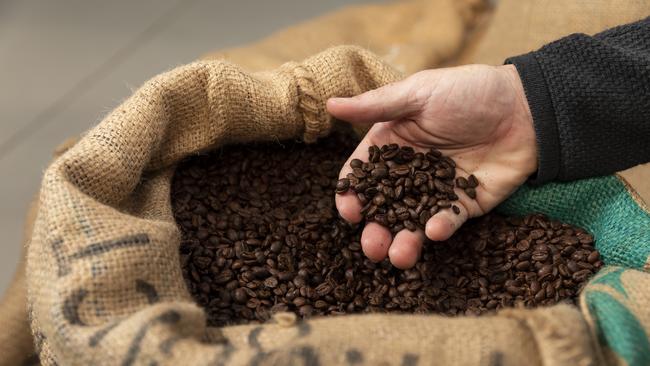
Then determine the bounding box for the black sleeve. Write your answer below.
[505,17,650,184]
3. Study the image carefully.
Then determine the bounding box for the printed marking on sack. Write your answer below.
[345,349,363,365]
[51,234,150,277]
[488,351,504,366]
[89,320,122,347]
[208,341,235,366]
[247,327,264,350]
[402,353,419,366]
[135,279,159,304]
[297,321,311,337]
[249,345,320,366]
[63,288,89,325]
[159,335,182,355]
[122,310,181,366]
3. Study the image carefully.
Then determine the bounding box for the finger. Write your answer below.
[326,79,419,124]
[335,135,375,223]
[360,222,393,262]
[388,229,425,269]
[425,203,469,242]
[336,122,396,223]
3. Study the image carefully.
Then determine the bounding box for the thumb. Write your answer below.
[326,78,419,124]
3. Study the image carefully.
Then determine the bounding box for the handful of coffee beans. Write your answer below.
[172,133,601,326]
[336,144,478,233]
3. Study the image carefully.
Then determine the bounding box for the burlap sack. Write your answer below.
[21,44,604,366]
[0,201,37,366]
[0,137,78,366]
[201,0,490,75]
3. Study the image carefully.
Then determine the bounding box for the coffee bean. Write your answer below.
[572,269,592,282]
[233,288,248,304]
[452,205,460,215]
[467,174,479,188]
[403,197,418,208]
[566,260,579,273]
[373,193,386,206]
[464,188,477,199]
[336,178,350,193]
[371,166,388,179]
[368,145,381,163]
[538,264,554,280]
[392,165,410,176]
[419,211,431,226]
[404,220,416,231]
[173,134,600,326]
[264,276,279,288]
[352,168,366,179]
[515,261,530,270]
[455,177,468,189]
[530,280,541,294]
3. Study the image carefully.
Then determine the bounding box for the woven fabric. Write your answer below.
[499,176,650,270]
[201,0,487,75]
[22,45,601,366]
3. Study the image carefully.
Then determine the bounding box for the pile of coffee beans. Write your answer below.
[336,144,478,233]
[172,134,602,327]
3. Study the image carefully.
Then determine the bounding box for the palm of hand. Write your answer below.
[327,65,536,269]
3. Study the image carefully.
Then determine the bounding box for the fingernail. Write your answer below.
[327,97,346,105]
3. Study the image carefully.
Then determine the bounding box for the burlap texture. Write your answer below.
[0,200,37,366]
[0,137,79,366]
[23,44,602,366]
[201,0,489,75]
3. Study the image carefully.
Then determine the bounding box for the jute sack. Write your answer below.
[25,45,604,366]
[201,0,490,75]
[0,137,77,366]
[0,201,38,366]
[459,1,650,365]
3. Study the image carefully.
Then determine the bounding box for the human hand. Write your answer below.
[327,64,537,269]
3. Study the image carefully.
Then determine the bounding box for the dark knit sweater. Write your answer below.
[506,17,650,184]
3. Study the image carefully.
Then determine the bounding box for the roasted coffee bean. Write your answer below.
[173,134,600,326]
[336,178,350,193]
[350,159,363,169]
[455,177,468,189]
[467,174,479,188]
[464,188,477,199]
[233,288,248,304]
[368,145,381,163]
[587,251,600,264]
[436,200,451,209]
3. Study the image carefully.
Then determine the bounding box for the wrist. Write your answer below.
[500,64,538,177]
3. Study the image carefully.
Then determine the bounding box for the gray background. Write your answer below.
[0,0,378,294]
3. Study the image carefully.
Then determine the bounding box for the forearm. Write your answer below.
[506,17,650,183]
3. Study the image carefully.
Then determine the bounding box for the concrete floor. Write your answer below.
[0,0,377,294]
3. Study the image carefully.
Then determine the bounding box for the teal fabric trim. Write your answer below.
[591,267,628,298]
[497,175,650,270]
[586,290,650,366]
